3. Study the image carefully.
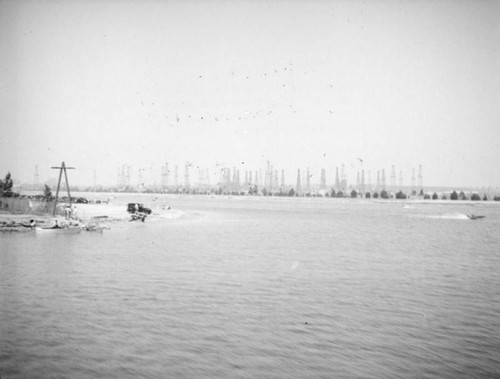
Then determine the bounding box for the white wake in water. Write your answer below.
[428,213,469,220]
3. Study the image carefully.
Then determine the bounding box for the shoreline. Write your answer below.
[1,195,495,232]
[0,201,185,232]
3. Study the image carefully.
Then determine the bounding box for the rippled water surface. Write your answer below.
[1,196,500,378]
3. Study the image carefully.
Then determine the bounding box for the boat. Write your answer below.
[467,214,486,220]
[35,226,82,234]
[129,212,148,222]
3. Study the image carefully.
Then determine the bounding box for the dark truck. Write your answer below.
[127,203,152,215]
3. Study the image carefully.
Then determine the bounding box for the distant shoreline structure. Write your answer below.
[13,186,500,202]
[9,163,500,199]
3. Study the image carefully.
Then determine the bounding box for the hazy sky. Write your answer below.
[1,0,499,188]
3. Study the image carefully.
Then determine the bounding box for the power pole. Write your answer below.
[51,161,75,216]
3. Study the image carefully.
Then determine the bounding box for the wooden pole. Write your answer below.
[52,162,64,216]
[63,163,72,207]
[51,161,75,216]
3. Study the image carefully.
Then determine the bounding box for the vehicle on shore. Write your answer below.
[127,203,152,215]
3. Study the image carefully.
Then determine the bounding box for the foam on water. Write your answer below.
[428,212,470,220]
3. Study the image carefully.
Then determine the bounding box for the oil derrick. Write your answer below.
[418,165,423,191]
[118,165,131,188]
[118,166,123,187]
[249,171,253,186]
[218,168,224,187]
[273,170,279,191]
[340,164,347,191]
[361,170,366,193]
[335,167,340,190]
[399,170,403,188]
[306,167,311,193]
[259,169,263,188]
[269,167,274,191]
[223,168,231,190]
[165,163,170,187]
[184,163,190,188]
[320,168,326,190]
[390,165,396,188]
[232,168,237,192]
[137,168,144,189]
[265,161,272,189]
[376,170,381,190]
[34,165,39,188]
[161,162,169,188]
[117,165,124,187]
[197,169,203,188]
[411,168,416,192]
[234,169,240,192]
[268,168,273,191]
[296,169,302,195]
[381,169,386,190]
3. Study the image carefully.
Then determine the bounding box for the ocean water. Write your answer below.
[1,195,500,378]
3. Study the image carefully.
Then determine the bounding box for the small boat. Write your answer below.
[35,226,82,234]
[129,212,147,222]
[467,214,486,220]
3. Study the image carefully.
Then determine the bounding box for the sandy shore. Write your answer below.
[0,202,185,232]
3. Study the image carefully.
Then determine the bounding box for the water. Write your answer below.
[1,195,500,378]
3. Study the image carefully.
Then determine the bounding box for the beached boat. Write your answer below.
[129,212,148,222]
[35,226,82,234]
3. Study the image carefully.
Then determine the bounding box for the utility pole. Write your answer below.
[51,161,75,216]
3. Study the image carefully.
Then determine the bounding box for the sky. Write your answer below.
[1,0,499,188]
